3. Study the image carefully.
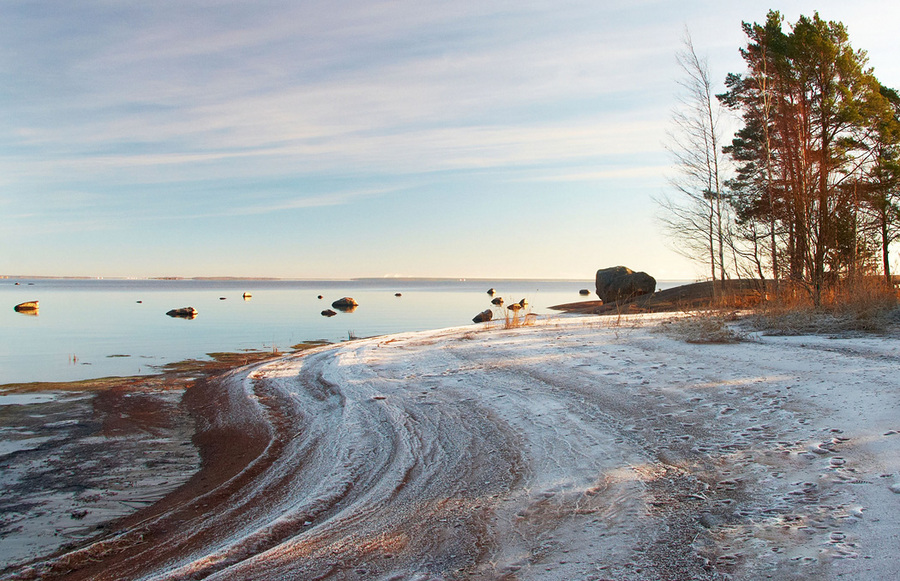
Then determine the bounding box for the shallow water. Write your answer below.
[1,278,684,384]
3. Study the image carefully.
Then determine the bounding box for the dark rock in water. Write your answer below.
[14,301,39,315]
[579,289,591,295]
[321,309,337,317]
[491,297,504,305]
[518,298,528,307]
[395,293,402,297]
[472,309,493,323]
[219,297,227,300]
[595,266,656,303]
[317,295,323,299]
[487,288,496,295]
[136,300,142,304]
[242,292,252,298]
[332,297,358,312]
[166,307,197,319]
[507,303,523,311]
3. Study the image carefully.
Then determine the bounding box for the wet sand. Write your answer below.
[0,351,288,578]
[3,316,900,580]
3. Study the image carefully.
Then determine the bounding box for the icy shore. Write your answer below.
[11,314,900,580]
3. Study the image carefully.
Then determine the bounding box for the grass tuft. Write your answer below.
[658,310,745,344]
[501,307,537,329]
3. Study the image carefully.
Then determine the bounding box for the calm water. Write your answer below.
[1,278,683,384]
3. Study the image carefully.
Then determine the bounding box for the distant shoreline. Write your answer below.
[2,274,695,284]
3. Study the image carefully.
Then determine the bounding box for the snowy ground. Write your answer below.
[7,313,900,580]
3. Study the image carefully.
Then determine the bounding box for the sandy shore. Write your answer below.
[3,314,900,580]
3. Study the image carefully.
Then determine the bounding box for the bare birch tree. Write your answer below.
[660,29,729,289]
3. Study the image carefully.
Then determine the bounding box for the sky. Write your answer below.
[2,1,899,280]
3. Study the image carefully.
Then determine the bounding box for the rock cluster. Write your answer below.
[507,298,528,311]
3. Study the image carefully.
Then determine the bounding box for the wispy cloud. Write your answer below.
[2,2,676,174]
[515,165,673,183]
[227,187,399,216]
[1,1,896,277]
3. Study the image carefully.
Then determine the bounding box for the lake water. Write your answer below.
[1,278,684,384]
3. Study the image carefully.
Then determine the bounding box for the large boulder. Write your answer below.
[595,266,656,303]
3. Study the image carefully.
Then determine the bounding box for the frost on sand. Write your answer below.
[9,315,900,580]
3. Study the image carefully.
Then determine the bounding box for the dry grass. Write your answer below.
[501,307,537,329]
[657,310,745,344]
[749,278,899,335]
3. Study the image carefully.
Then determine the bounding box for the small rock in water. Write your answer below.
[166,307,197,319]
[321,309,337,317]
[888,483,900,494]
[473,309,493,323]
[332,297,358,310]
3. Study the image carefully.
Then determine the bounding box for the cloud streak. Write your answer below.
[0,1,897,277]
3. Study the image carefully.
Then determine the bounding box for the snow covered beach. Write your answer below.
[8,313,900,580]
